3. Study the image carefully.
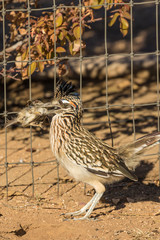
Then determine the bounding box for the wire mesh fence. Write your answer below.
[0,0,160,198]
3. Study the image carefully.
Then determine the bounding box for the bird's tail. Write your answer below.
[117,132,160,170]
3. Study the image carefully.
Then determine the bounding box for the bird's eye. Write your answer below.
[60,99,78,109]
[61,99,70,104]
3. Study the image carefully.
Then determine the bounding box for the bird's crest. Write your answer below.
[54,80,79,99]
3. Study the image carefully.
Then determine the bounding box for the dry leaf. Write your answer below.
[19,28,27,35]
[56,47,66,53]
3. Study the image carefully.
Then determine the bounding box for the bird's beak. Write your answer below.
[41,100,62,116]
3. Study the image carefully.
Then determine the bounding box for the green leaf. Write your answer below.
[56,13,63,28]
[56,47,66,53]
[108,13,119,27]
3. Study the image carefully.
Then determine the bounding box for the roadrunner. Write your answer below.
[6,80,160,220]
[49,81,160,220]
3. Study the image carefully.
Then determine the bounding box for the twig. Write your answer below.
[0,72,21,81]
[0,38,28,56]
[86,17,103,24]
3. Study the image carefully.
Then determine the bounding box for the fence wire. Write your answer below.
[0,0,160,198]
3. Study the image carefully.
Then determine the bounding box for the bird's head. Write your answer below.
[48,80,82,119]
[50,95,82,119]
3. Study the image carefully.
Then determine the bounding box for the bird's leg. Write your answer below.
[73,192,103,220]
[64,192,98,217]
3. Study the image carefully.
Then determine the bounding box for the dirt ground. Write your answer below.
[0,1,159,239]
[0,71,160,240]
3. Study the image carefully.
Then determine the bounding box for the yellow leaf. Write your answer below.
[69,42,76,56]
[28,62,37,76]
[120,28,128,37]
[36,44,42,54]
[108,13,119,27]
[38,61,44,72]
[58,31,64,41]
[48,29,54,35]
[15,53,22,69]
[50,33,57,43]
[123,12,131,20]
[120,17,129,37]
[72,22,79,28]
[22,68,28,80]
[73,26,83,39]
[91,0,104,9]
[62,29,67,36]
[107,0,114,10]
[120,17,129,29]
[37,19,44,27]
[21,48,29,61]
[46,49,54,61]
[56,47,66,53]
[56,13,63,28]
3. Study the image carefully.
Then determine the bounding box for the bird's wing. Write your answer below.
[65,129,137,181]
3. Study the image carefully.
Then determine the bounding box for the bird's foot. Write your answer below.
[62,215,90,221]
[61,212,99,221]
[62,210,86,217]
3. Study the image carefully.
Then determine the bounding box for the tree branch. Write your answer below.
[0,38,28,56]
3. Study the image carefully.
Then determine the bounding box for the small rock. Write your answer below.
[126,197,134,203]
[112,198,120,205]
[25,148,36,153]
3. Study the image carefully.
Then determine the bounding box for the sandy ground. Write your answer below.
[0,1,159,239]
[0,71,160,240]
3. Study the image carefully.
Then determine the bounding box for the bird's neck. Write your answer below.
[50,114,80,155]
[52,114,80,129]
